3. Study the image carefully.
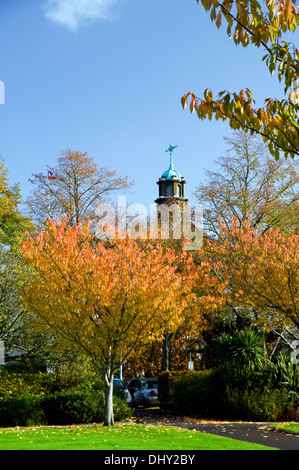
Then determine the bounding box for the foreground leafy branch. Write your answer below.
[182,0,299,159]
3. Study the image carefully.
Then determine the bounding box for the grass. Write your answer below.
[269,422,299,435]
[0,423,278,450]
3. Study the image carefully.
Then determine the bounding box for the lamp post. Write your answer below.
[188,352,194,371]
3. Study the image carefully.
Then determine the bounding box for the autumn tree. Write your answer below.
[0,158,36,360]
[0,249,27,356]
[21,219,198,426]
[25,149,133,228]
[126,314,216,376]
[182,0,299,159]
[194,131,299,236]
[207,217,299,334]
[0,158,34,248]
[124,244,227,375]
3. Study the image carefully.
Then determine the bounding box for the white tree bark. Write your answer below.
[103,355,114,426]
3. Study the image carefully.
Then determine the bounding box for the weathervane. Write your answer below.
[165,144,178,169]
[165,144,178,156]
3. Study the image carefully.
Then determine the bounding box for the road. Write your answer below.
[132,408,299,450]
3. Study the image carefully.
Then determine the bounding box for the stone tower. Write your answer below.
[155,145,188,207]
[153,145,189,242]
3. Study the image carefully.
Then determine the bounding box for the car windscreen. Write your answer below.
[145,381,158,389]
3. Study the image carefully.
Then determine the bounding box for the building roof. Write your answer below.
[160,154,182,180]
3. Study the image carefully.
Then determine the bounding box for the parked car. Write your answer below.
[127,377,150,397]
[131,379,159,407]
[113,377,132,406]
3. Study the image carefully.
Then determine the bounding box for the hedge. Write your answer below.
[0,395,45,427]
[171,371,225,418]
[0,389,132,427]
[158,370,298,421]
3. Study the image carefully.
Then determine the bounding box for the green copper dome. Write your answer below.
[160,147,182,180]
[161,166,181,180]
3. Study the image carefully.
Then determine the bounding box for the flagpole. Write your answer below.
[47,166,50,219]
[46,167,57,221]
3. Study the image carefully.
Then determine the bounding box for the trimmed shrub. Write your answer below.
[165,370,298,421]
[171,371,226,418]
[0,395,45,427]
[0,369,133,427]
[41,389,132,425]
[113,395,133,422]
[158,371,181,409]
[41,389,105,425]
[224,387,292,421]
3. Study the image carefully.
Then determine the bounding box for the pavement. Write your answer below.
[132,408,299,450]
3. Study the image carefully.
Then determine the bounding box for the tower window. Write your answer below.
[166,185,172,197]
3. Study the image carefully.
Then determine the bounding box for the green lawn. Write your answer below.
[0,423,278,450]
[269,422,299,434]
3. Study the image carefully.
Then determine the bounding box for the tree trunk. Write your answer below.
[104,369,114,426]
[162,332,172,372]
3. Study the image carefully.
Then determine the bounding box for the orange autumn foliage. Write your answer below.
[208,217,299,330]
[21,219,198,366]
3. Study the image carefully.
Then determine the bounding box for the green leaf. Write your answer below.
[269,53,277,75]
[278,61,285,82]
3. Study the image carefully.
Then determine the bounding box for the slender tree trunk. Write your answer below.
[104,356,114,426]
[162,332,172,372]
[104,375,114,426]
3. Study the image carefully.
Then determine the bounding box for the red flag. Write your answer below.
[48,169,56,179]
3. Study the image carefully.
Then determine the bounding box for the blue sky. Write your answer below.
[0,0,296,212]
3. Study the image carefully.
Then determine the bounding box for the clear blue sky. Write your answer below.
[0,0,296,212]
